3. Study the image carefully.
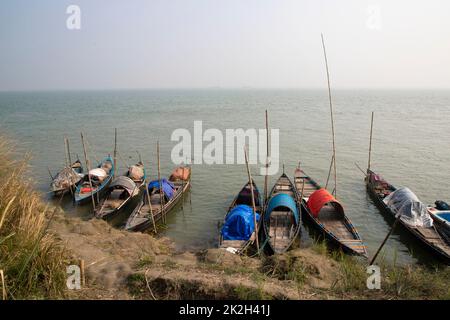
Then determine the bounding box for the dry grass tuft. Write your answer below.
[0,139,69,299]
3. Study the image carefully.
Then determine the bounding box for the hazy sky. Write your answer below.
[1,0,449,91]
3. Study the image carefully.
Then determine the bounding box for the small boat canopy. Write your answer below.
[148,178,175,199]
[128,165,145,181]
[109,176,137,195]
[222,204,260,241]
[170,166,191,181]
[383,187,433,228]
[307,188,344,218]
[265,193,299,224]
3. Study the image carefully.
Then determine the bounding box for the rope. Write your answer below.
[84,137,100,164]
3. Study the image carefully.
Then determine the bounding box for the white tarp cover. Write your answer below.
[89,168,107,180]
[383,187,433,228]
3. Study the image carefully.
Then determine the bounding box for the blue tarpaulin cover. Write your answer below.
[148,179,175,199]
[265,193,299,224]
[221,205,260,241]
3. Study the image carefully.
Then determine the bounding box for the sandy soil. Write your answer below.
[49,209,343,300]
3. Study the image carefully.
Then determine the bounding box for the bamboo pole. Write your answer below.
[368,111,374,172]
[63,137,69,168]
[80,259,86,287]
[369,213,402,265]
[81,133,96,209]
[0,269,6,300]
[244,146,260,253]
[157,141,165,224]
[181,166,185,211]
[264,109,269,205]
[66,136,72,165]
[325,154,334,189]
[47,166,54,180]
[321,33,337,198]
[144,176,157,233]
[113,128,117,179]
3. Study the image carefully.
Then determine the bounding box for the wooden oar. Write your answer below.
[369,212,402,265]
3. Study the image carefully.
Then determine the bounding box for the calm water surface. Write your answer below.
[1,89,449,266]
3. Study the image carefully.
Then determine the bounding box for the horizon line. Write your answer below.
[2,86,450,93]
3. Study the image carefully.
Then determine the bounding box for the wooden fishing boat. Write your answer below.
[366,169,450,263]
[50,160,83,196]
[125,166,191,232]
[94,162,146,220]
[74,155,114,205]
[263,173,301,254]
[294,165,367,257]
[219,180,262,254]
[94,176,140,220]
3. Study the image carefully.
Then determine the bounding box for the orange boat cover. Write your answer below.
[307,188,343,218]
[170,166,191,181]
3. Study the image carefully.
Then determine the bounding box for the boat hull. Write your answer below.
[366,172,450,264]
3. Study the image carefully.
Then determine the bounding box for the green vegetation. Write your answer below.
[0,139,69,299]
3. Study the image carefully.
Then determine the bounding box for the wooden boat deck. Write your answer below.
[265,174,299,253]
[294,170,367,256]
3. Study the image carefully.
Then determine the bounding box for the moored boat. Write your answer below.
[366,169,450,263]
[125,166,191,232]
[94,162,146,220]
[94,176,140,220]
[50,160,83,196]
[294,165,367,257]
[219,180,262,254]
[74,155,114,205]
[263,173,301,254]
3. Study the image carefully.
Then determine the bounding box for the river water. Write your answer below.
[1,89,449,265]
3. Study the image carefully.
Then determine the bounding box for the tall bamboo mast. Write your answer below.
[264,109,269,204]
[321,33,337,197]
[368,112,374,172]
[113,128,117,179]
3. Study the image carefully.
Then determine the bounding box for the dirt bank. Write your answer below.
[49,209,344,300]
[49,208,450,300]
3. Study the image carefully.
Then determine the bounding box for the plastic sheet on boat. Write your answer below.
[265,193,299,224]
[89,168,107,181]
[221,204,260,241]
[383,187,433,228]
[110,176,137,195]
[307,188,343,218]
[148,178,175,199]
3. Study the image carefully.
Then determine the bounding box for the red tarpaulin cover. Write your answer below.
[307,188,343,218]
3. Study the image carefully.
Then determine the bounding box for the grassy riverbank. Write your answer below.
[0,140,68,299]
[0,138,449,300]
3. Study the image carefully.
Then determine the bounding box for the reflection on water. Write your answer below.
[1,89,449,266]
